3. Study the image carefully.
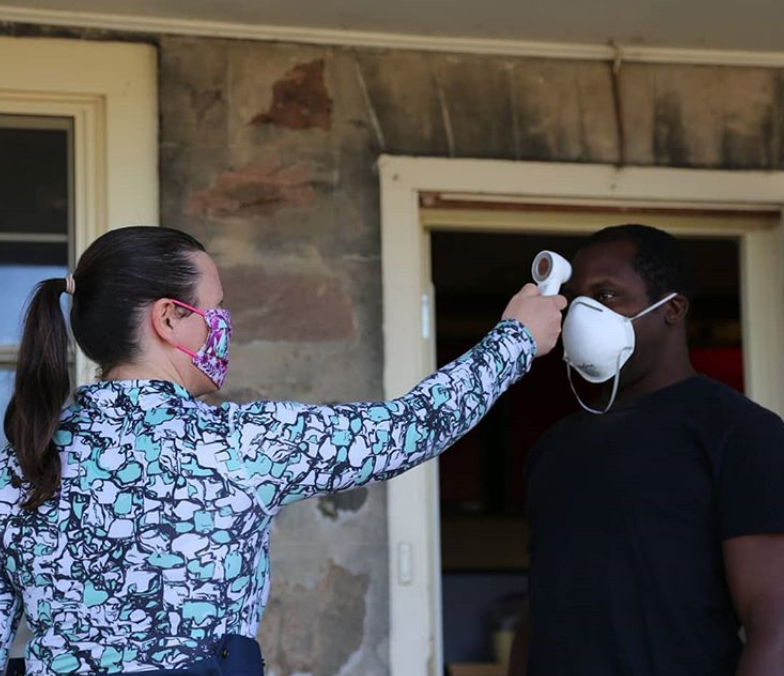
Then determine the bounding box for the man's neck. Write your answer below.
[614,344,696,404]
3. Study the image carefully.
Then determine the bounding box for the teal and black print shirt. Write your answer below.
[0,320,535,675]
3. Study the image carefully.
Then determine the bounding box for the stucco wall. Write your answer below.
[4,21,784,675]
[156,39,782,676]
[158,39,782,674]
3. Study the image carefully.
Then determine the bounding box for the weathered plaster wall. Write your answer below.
[158,41,391,676]
[156,39,784,676]
[4,21,784,676]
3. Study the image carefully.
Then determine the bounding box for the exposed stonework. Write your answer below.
[221,264,356,343]
[259,561,370,676]
[251,59,333,131]
[187,158,318,218]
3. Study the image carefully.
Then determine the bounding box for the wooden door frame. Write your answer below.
[379,155,784,676]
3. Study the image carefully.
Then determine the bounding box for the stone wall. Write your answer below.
[4,22,784,675]
[159,39,393,676]
[156,39,783,676]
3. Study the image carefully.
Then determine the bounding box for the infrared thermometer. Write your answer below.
[531,251,572,296]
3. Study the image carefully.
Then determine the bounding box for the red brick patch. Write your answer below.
[187,158,317,217]
[251,59,332,131]
[224,265,356,342]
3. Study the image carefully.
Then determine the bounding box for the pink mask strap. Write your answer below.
[170,298,205,316]
[177,345,198,359]
[169,299,203,358]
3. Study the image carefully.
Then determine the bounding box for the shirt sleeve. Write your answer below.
[230,319,536,510]
[718,408,784,541]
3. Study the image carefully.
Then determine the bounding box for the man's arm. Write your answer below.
[724,534,784,676]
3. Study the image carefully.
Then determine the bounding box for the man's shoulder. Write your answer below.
[689,376,781,425]
[663,377,784,463]
[526,377,784,473]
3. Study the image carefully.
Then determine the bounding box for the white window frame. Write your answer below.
[0,36,158,384]
[0,113,74,372]
[379,155,784,676]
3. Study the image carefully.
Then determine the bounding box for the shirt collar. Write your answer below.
[73,379,196,411]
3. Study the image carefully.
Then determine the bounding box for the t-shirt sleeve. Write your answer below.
[717,408,784,541]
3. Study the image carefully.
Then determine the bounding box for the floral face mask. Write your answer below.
[170,299,232,389]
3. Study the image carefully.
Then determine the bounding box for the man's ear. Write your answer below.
[664,294,689,325]
[150,299,180,346]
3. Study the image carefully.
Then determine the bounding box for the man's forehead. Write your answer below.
[573,239,638,275]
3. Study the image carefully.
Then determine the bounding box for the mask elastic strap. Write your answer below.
[170,298,205,317]
[169,298,204,358]
[631,292,678,321]
[176,345,198,359]
[566,349,627,415]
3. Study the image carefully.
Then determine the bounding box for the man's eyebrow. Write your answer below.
[584,276,623,289]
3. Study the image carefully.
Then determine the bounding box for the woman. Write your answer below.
[0,226,565,675]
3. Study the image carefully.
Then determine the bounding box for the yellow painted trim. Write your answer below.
[380,156,784,676]
[0,37,158,385]
[421,207,778,236]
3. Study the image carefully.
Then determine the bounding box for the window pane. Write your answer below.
[0,370,14,448]
[0,115,73,347]
[0,262,68,344]
[0,241,68,266]
[0,116,71,236]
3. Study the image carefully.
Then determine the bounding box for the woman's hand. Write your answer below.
[502,283,567,357]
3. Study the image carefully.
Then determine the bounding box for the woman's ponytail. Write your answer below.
[3,278,71,509]
[3,226,206,509]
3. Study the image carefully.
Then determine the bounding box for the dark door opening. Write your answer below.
[432,230,742,674]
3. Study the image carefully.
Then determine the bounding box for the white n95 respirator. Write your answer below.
[562,293,677,414]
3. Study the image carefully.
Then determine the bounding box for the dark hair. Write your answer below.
[4,226,206,509]
[579,224,696,302]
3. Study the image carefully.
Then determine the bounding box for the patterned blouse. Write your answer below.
[0,321,535,675]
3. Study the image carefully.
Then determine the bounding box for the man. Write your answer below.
[510,224,784,676]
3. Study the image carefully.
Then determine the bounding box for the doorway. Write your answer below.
[431,230,743,671]
[379,156,784,676]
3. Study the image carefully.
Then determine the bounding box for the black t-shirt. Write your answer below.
[526,376,784,676]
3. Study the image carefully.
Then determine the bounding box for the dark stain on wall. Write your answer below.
[515,103,555,161]
[773,73,784,168]
[653,93,689,167]
[318,488,369,520]
[722,125,765,170]
[191,89,223,123]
